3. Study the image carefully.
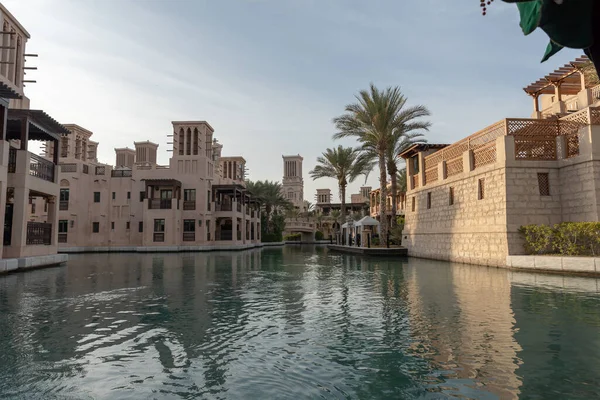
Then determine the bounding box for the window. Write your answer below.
[154,219,165,232]
[94,192,101,202]
[183,219,195,232]
[207,190,211,211]
[449,187,455,206]
[44,202,48,212]
[127,191,131,200]
[139,221,143,232]
[111,222,115,230]
[140,191,146,202]
[31,202,36,214]
[126,221,130,230]
[160,189,172,199]
[478,178,485,200]
[58,220,68,233]
[427,192,431,209]
[60,188,70,202]
[92,222,100,233]
[538,173,550,196]
[184,189,196,201]
[198,220,202,227]
[411,197,415,212]
[112,192,116,200]
[412,156,420,174]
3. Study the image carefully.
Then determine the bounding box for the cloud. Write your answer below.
[3,0,585,203]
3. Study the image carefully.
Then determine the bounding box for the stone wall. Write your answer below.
[403,163,509,267]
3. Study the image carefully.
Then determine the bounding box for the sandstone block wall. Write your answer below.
[403,164,509,267]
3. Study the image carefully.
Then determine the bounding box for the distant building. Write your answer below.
[35,121,262,250]
[282,154,304,209]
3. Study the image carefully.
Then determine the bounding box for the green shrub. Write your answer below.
[519,222,600,256]
[518,224,554,254]
[283,233,301,241]
[315,231,324,240]
[371,236,380,246]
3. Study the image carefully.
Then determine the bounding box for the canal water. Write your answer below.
[0,246,599,399]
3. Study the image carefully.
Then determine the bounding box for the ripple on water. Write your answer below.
[1,252,600,399]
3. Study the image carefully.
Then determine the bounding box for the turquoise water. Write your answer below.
[1,246,599,399]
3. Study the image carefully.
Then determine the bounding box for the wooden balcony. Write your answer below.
[29,153,55,182]
[148,199,172,210]
[215,203,232,211]
[183,232,195,241]
[26,222,52,245]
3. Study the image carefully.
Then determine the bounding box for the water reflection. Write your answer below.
[0,247,599,399]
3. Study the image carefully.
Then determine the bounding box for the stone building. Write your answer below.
[311,186,372,239]
[37,120,262,251]
[0,3,69,271]
[400,56,600,267]
[369,183,407,224]
[282,154,304,210]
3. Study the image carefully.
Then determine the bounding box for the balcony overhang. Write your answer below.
[6,109,70,141]
[142,178,181,188]
[399,143,448,159]
[524,56,590,96]
[0,81,22,100]
[213,184,245,195]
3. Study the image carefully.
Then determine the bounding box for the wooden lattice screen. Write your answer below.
[537,173,550,196]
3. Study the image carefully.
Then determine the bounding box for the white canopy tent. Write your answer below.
[355,216,380,230]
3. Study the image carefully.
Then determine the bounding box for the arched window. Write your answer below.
[186,128,192,155]
[193,128,199,155]
[178,128,184,155]
[60,179,70,187]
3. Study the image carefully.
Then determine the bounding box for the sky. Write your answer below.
[4,0,583,203]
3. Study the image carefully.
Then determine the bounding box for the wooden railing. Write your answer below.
[236,202,242,212]
[592,84,600,101]
[183,232,195,241]
[183,201,196,210]
[58,233,68,243]
[111,169,132,177]
[215,203,232,211]
[59,200,69,211]
[149,199,172,209]
[153,232,164,242]
[29,153,55,182]
[26,222,52,245]
[95,166,106,175]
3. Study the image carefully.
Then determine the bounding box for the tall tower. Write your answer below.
[282,154,304,209]
[115,147,135,168]
[134,141,158,165]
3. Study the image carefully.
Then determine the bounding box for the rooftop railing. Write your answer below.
[111,169,132,177]
[415,106,600,189]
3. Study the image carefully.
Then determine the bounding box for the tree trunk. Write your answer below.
[390,169,398,229]
[340,184,347,223]
[378,154,388,238]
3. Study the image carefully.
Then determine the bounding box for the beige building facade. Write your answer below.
[0,3,70,272]
[282,154,304,210]
[400,56,600,267]
[36,120,262,251]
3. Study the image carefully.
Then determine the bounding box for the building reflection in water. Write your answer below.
[1,248,600,399]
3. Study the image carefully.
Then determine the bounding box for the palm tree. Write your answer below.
[330,209,341,237]
[397,168,407,194]
[386,122,429,227]
[334,84,430,236]
[309,145,371,223]
[246,180,292,233]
